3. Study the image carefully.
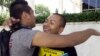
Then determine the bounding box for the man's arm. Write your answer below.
[32,29,100,48]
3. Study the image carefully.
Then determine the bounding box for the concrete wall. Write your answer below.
[33,22,100,56]
[26,0,82,13]
[63,0,82,13]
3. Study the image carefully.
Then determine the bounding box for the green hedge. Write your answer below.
[36,11,100,23]
[0,15,6,25]
[63,11,100,22]
[36,15,48,23]
[0,11,100,25]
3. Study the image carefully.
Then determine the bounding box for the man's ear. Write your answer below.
[21,12,29,19]
[58,27,64,34]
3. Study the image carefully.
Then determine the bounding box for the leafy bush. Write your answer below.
[0,11,100,24]
[63,11,100,22]
[36,11,100,23]
[36,15,48,23]
[0,15,6,25]
[35,4,50,16]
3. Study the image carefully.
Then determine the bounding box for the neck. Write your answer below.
[21,22,33,28]
[21,24,32,29]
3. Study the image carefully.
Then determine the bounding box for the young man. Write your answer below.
[5,1,100,56]
[33,13,77,56]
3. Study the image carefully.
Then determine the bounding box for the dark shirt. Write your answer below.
[33,47,77,56]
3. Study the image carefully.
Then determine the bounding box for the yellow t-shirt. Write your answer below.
[38,47,68,56]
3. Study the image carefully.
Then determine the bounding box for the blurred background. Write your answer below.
[0,0,100,56]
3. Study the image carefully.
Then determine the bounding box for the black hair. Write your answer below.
[53,13,66,28]
[9,0,31,19]
[9,0,32,31]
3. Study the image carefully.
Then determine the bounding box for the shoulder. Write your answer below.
[11,29,40,37]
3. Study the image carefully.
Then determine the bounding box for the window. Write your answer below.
[83,0,100,11]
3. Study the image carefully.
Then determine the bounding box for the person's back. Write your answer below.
[8,1,40,56]
[10,28,39,56]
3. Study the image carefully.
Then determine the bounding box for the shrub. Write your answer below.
[36,11,100,23]
[36,15,48,23]
[0,15,6,25]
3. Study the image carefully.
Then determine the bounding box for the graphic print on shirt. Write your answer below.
[38,47,69,56]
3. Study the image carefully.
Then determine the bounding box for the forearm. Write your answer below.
[55,29,95,47]
[32,29,98,48]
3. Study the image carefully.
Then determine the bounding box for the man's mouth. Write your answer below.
[44,28,49,31]
[43,26,50,31]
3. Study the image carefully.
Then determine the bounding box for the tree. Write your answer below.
[35,4,50,16]
[0,0,14,24]
[0,0,14,8]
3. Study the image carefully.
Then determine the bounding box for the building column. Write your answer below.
[59,0,63,14]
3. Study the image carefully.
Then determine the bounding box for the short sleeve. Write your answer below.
[19,29,40,48]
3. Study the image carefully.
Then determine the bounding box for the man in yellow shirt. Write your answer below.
[33,13,77,56]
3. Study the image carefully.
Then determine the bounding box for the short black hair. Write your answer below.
[53,13,66,28]
[9,0,31,19]
[9,0,32,31]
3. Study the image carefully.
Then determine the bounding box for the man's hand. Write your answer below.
[86,29,100,36]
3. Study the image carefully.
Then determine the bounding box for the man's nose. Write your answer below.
[44,22,50,27]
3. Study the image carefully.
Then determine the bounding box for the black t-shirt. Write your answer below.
[33,47,77,56]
